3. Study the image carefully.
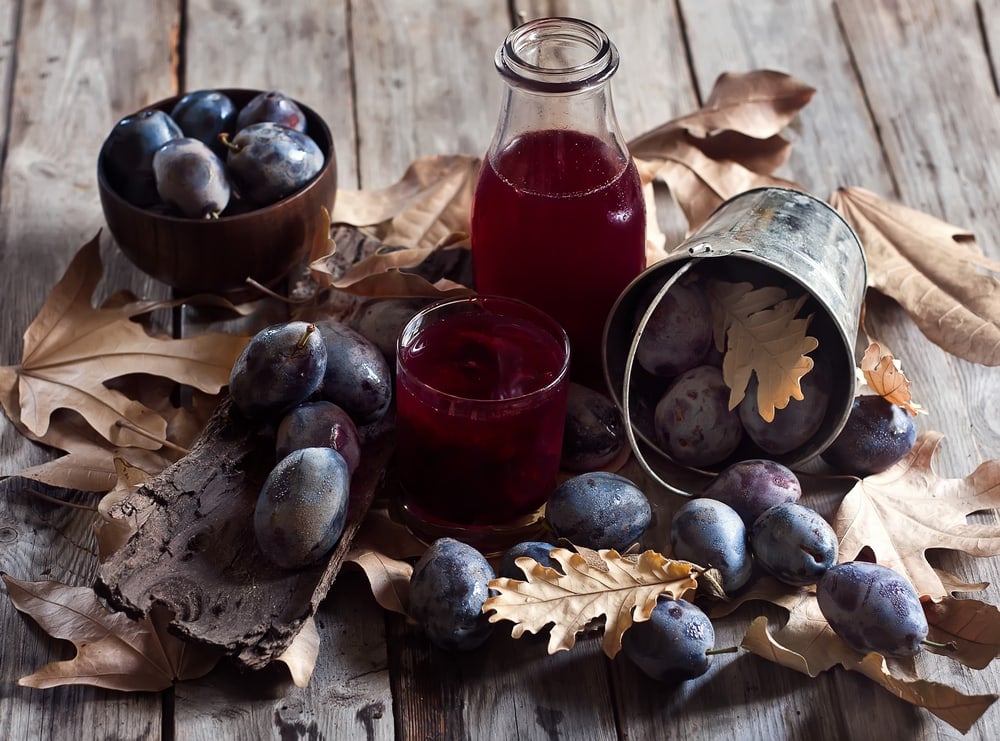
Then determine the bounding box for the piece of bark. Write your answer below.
[95,396,393,670]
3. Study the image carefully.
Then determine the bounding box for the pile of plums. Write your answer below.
[101,89,325,218]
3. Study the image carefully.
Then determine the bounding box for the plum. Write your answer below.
[229,321,327,421]
[817,561,928,658]
[408,538,495,651]
[497,541,563,580]
[236,90,307,132]
[654,365,742,468]
[561,383,626,472]
[223,122,324,206]
[276,401,361,476]
[170,89,237,154]
[153,138,230,218]
[750,503,837,586]
[670,498,752,593]
[635,281,713,378]
[545,472,651,551]
[821,395,917,476]
[702,459,801,527]
[621,598,716,681]
[254,447,350,569]
[101,109,183,207]
[739,369,829,456]
[315,320,393,425]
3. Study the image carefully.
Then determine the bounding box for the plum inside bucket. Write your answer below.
[602,187,867,496]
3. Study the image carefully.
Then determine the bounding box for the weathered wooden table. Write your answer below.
[2,1,999,739]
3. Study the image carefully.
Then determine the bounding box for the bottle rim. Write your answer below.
[496,17,619,93]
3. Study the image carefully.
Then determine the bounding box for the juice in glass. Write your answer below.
[394,296,570,547]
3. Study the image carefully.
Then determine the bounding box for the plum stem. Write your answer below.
[296,324,317,351]
[218,132,241,153]
[705,646,739,656]
[921,638,958,651]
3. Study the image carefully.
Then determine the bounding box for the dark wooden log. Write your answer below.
[95,396,393,669]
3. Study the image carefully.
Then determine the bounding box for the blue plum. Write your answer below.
[821,395,917,476]
[750,503,837,586]
[621,598,715,681]
[497,541,563,580]
[236,90,307,132]
[739,369,829,456]
[276,401,361,476]
[224,122,324,206]
[229,321,327,421]
[408,538,495,651]
[702,459,801,527]
[254,447,350,569]
[170,89,237,154]
[817,561,928,658]
[315,320,392,425]
[561,383,626,472]
[545,472,651,551]
[101,109,183,206]
[152,138,230,218]
[670,498,752,593]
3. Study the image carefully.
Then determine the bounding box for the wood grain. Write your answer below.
[0,0,178,738]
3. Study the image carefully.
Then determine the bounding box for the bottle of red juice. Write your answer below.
[471,17,646,389]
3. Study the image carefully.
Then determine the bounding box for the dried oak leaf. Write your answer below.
[834,432,1000,600]
[830,187,1000,366]
[484,548,698,659]
[859,341,925,416]
[714,579,998,733]
[0,237,248,452]
[2,574,220,691]
[707,280,818,421]
[331,154,479,250]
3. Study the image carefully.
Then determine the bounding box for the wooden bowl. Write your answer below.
[97,89,337,295]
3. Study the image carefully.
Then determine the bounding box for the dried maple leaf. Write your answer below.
[707,280,819,420]
[629,70,810,231]
[94,457,156,561]
[830,187,1000,366]
[0,237,248,451]
[484,548,698,659]
[331,154,480,250]
[2,574,220,691]
[859,341,925,415]
[834,432,1000,600]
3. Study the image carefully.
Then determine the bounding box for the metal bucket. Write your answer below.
[603,187,867,496]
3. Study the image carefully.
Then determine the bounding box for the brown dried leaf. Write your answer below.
[345,549,413,617]
[830,187,1000,366]
[274,617,320,688]
[924,597,1000,670]
[3,575,220,691]
[484,548,698,659]
[0,237,248,451]
[860,341,925,415]
[331,155,480,250]
[707,280,819,421]
[834,432,1000,599]
[94,458,156,561]
[630,69,815,161]
[743,615,997,733]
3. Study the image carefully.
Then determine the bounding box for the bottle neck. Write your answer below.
[489,17,629,164]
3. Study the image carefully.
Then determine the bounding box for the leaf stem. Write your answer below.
[22,487,99,511]
[921,638,958,651]
[114,419,190,455]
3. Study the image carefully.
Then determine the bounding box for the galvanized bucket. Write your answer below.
[603,187,867,496]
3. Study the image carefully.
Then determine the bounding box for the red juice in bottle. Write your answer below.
[471,128,646,386]
[395,297,570,531]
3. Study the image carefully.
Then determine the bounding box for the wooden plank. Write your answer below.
[349,0,508,188]
[183,0,359,189]
[170,2,396,738]
[0,0,179,738]
[0,0,16,205]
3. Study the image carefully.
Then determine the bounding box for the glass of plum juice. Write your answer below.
[394,296,570,551]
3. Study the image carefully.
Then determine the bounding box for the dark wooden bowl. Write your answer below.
[97,89,337,294]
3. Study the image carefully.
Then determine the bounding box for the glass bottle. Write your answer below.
[471,17,646,388]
